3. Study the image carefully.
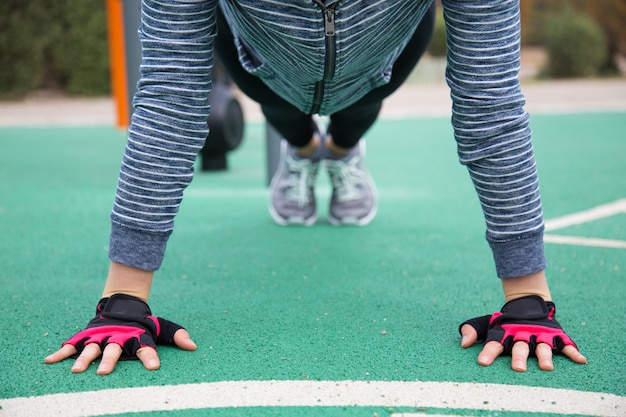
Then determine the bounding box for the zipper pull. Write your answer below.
[324,9,335,36]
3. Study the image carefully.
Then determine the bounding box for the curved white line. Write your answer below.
[1,380,623,417]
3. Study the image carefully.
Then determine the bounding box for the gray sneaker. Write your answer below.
[325,140,378,226]
[269,140,321,226]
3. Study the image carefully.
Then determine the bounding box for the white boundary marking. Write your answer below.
[392,415,477,417]
[544,199,626,249]
[544,234,626,249]
[1,380,624,417]
[391,415,476,417]
[545,199,626,231]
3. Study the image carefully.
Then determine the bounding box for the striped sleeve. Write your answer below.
[109,0,217,271]
[442,0,546,278]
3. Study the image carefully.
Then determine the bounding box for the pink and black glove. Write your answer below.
[63,293,184,359]
[460,295,578,354]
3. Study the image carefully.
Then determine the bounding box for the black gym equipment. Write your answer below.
[201,59,245,171]
[117,0,273,178]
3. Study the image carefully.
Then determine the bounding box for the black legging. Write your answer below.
[214,4,435,149]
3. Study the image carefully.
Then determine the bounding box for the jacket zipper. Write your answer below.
[311,0,339,114]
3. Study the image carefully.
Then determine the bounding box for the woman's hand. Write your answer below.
[459,296,587,372]
[44,294,197,375]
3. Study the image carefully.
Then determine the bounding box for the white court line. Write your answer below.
[392,415,476,417]
[544,234,626,249]
[0,380,623,417]
[544,199,626,249]
[544,199,626,231]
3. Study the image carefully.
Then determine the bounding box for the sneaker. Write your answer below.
[269,140,321,226]
[325,140,378,226]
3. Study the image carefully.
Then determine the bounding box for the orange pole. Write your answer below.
[106,0,130,128]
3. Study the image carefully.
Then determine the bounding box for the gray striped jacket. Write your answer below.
[110,0,546,278]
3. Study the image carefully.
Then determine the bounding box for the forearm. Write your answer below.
[102,261,154,302]
[109,0,217,271]
[501,270,551,302]
[442,0,546,278]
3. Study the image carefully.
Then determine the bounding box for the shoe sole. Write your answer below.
[328,205,377,226]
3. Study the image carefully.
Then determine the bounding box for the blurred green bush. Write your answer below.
[0,0,109,99]
[522,0,625,76]
[542,8,607,78]
[0,0,620,100]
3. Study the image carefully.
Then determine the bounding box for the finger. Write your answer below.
[562,345,587,364]
[459,324,478,348]
[136,346,160,371]
[511,341,530,372]
[97,344,123,375]
[44,344,77,364]
[71,343,102,373]
[173,329,197,351]
[477,341,504,366]
[535,343,554,371]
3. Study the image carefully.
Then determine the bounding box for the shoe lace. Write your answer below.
[327,155,363,202]
[284,156,317,207]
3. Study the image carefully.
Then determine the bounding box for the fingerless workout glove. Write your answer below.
[63,294,184,359]
[460,295,578,354]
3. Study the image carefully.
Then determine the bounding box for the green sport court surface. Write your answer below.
[0,112,624,417]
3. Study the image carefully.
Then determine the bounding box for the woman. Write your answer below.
[45,0,586,375]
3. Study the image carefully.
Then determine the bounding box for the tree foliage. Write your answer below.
[521,0,625,74]
[0,0,109,99]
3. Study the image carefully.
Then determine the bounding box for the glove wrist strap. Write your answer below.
[98,294,152,320]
